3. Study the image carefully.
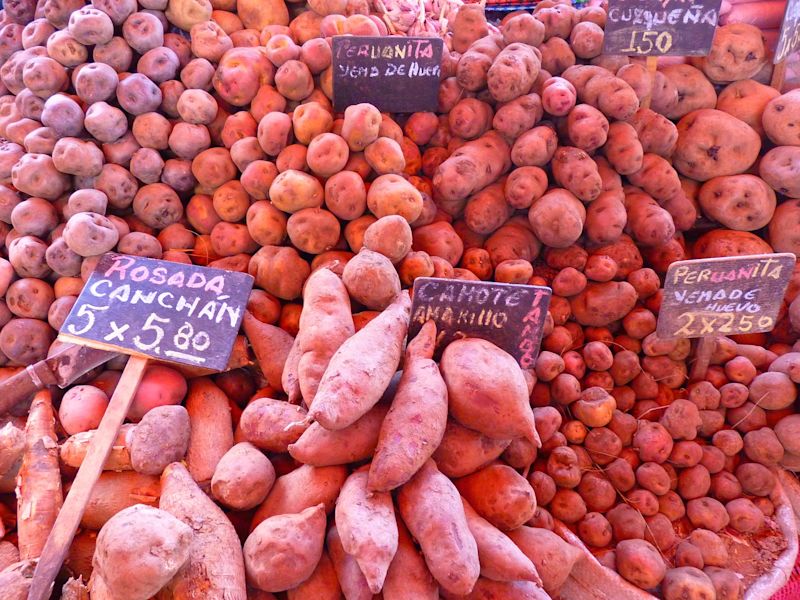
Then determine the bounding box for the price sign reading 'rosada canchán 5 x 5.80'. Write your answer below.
[59,253,254,371]
[603,0,723,56]
[657,253,795,340]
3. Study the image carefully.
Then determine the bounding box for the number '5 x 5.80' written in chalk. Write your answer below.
[59,253,254,371]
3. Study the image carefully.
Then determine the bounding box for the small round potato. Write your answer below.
[59,384,109,435]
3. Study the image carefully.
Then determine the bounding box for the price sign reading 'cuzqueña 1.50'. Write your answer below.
[603,0,723,56]
[59,253,253,371]
[332,36,443,113]
[657,253,795,339]
[409,278,552,369]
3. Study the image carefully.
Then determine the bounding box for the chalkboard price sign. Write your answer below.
[59,253,254,371]
[775,0,800,64]
[409,278,552,369]
[603,0,723,56]
[332,36,443,113]
[657,253,795,339]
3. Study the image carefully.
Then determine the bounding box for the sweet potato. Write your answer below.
[17,390,62,559]
[245,503,326,593]
[441,338,539,444]
[159,462,247,597]
[335,469,397,593]
[369,321,447,491]
[397,459,480,595]
[289,403,388,466]
[508,526,582,595]
[92,504,193,600]
[252,464,348,527]
[211,442,275,510]
[307,292,410,430]
[456,463,537,530]
[184,378,234,486]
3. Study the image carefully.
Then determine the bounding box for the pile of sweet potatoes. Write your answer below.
[0,0,799,597]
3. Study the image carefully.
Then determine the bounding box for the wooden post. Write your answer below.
[690,336,716,382]
[642,56,659,110]
[27,355,149,600]
[771,60,787,92]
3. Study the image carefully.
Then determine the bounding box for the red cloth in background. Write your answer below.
[772,549,800,600]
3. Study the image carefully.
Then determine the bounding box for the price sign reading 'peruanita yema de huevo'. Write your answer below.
[409,278,552,369]
[59,253,253,371]
[603,0,723,56]
[332,36,443,113]
[657,253,795,339]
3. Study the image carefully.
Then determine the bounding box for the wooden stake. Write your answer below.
[771,60,787,92]
[690,336,716,382]
[27,355,149,600]
[642,56,658,110]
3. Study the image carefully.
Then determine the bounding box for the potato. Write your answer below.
[661,567,716,600]
[244,504,326,593]
[570,281,637,327]
[92,505,192,600]
[716,79,778,137]
[699,23,766,83]
[129,405,190,475]
[761,148,800,199]
[674,109,760,181]
[698,174,776,231]
[366,174,423,223]
[614,539,666,590]
[269,169,323,213]
[704,567,743,600]
[286,208,339,255]
[128,365,187,422]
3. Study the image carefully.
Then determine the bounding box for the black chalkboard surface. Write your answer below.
[657,253,795,339]
[332,36,443,113]
[603,0,722,56]
[409,278,552,369]
[776,0,800,64]
[59,253,253,371]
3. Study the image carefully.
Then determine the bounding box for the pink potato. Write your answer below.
[58,384,109,435]
[127,365,188,422]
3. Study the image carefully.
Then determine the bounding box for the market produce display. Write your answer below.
[0,0,800,598]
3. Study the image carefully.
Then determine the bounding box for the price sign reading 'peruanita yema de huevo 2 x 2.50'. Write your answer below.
[59,253,253,371]
[657,253,795,339]
[603,0,723,56]
[332,36,443,113]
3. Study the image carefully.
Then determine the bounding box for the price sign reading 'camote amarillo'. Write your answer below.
[332,36,443,113]
[657,253,795,339]
[409,278,552,369]
[59,253,253,371]
[603,0,723,56]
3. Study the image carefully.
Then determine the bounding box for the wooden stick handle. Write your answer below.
[771,60,787,92]
[27,355,149,600]
[690,336,716,382]
[642,56,659,110]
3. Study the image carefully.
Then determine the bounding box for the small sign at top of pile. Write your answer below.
[332,36,444,113]
[603,0,724,56]
[409,277,552,368]
[60,253,253,371]
[657,252,795,339]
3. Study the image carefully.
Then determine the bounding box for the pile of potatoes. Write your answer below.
[0,0,800,597]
